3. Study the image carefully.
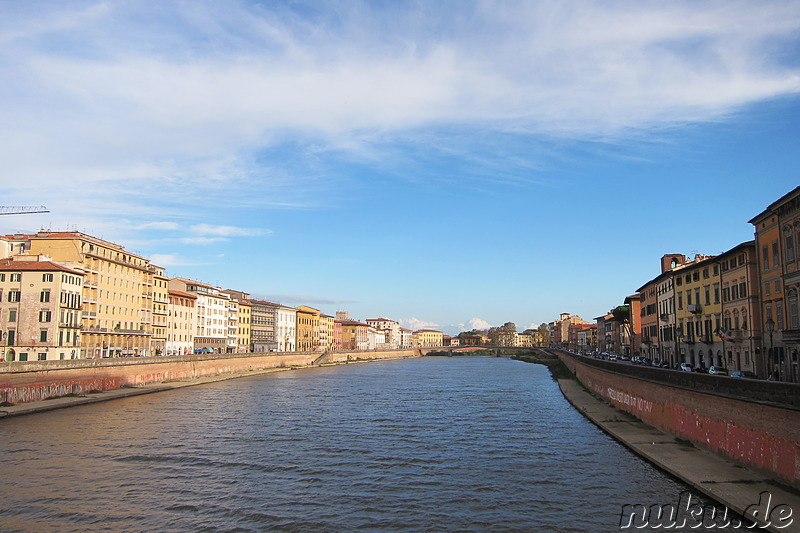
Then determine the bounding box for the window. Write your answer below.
[7,329,15,345]
[42,273,53,282]
[8,290,20,302]
[790,290,799,330]
[714,284,720,303]
[9,309,16,322]
[739,282,747,298]
[705,287,710,305]
[773,241,779,268]
[40,290,50,303]
[0,274,4,281]
[763,246,769,269]
[38,353,46,361]
[10,273,20,282]
[777,301,784,331]
[765,283,771,296]
[693,272,699,282]
[40,330,48,342]
[39,310,51,322]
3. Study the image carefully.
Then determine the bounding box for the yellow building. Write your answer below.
[151,271,169,356]
[516,333,533,347]
[413,329,444,348]
[222,289,252,354]
[320,314,334,352]
[672,254,722,368]
[0,256,83,361]
[296,305,322,352]
[1,231,162,358]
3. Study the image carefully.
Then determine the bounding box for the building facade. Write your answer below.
[1,231,162,358]
[749,185,800,382]
[718,241,762,375]
[169,278,229,353]
[0,257,83,361]
[166,290,196,356]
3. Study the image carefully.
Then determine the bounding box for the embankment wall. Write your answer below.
[558,351,800,486]
[0,349,420,405]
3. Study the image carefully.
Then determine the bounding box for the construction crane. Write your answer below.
[0,206,49,215]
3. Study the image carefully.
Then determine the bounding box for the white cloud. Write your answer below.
[135,221,180,231]
[189,224,267,237]
[401,317,440,330]
[179,237,228,245]
[468,318,492,330]
[148,253,195,267]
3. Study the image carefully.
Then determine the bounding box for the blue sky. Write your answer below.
[1,0,799,335]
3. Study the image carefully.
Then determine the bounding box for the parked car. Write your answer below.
[608,354,618,361]
[708,366,729,376]
[731,370,759,379]
[680,363,693,372]
[618,354,630,361]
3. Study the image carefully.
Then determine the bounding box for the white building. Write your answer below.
[169,278,230,353]
[276,305,297,352]
[365,317,401,348]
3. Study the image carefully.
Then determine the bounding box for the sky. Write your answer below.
[1,0,799,336]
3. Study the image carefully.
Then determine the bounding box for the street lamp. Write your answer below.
[766,318,777,381]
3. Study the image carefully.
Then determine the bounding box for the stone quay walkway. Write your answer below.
[558,379,800,533]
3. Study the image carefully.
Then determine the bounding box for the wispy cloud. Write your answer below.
[148,253,198,267]
[178,237,228,245]
[255,294,358,306]
[189,224,268,237]
[1,0,798,228]
[136,221,180,231]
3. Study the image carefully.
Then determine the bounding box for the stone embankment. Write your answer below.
[0,348,422,413]
[550,349,800,533]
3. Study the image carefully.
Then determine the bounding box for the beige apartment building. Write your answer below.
[320,314,334,352]
[1,231,162,358]
[166,289,196,356]
[0,257,83,361]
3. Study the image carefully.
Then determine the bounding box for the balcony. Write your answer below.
[687,304,702,314]
[782,329,800,343]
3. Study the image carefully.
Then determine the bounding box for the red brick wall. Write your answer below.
[560,353,800,486]
[0,350,418,405]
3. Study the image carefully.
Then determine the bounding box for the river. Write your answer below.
[0,356,733,532]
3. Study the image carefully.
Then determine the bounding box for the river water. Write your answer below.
[0,356,733,532]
